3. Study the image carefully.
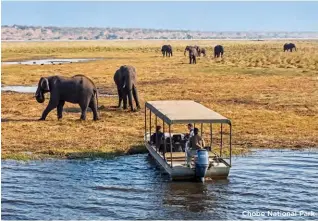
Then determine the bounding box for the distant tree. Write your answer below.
[186,34,193,39]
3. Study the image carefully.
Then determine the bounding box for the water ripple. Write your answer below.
[2,150,318,220]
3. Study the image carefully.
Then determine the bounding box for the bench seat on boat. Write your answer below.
[163,151,216,161]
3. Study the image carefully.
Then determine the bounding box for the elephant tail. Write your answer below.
[94,88,100,115]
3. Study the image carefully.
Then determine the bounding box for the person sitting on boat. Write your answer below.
[186,128,205,166]
[151,126,164,145]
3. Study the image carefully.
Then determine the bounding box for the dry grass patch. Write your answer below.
[1,40,318,159]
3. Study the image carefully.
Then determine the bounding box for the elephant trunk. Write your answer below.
[35,89,45,103]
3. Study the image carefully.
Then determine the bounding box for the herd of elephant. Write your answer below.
[34,42,297,121]
[162,42,297,64]
[35,65,140,121]
[162,44,224,64]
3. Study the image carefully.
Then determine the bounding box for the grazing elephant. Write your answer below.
[114,65,141,111]
[184,46,198,64]
[284,43,297,52]
[161,45,173,57]
[35,75,99,121]
[214,45,224,58]
[198,47,206,56]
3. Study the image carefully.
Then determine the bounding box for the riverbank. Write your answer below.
[1,40,317,160]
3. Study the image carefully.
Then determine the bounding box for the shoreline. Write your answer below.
[2,146,317,161]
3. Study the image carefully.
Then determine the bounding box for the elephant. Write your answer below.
[284,43,297,52]
[184,46,198,64]
[161,45,173,57]
[198,47,206,57]
[214,45,224,58]
[184,45,193,56]
[35,75,99,121]
[114,65,141,111]
[194,45,201,56]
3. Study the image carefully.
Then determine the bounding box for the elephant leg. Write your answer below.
[89,97,99,121]
[132,86,140,109]
[189,56,192,64]
[79,98,90,120]
[127,88,134,111]
[57,100,65,120]
[40,99,58,120]
[117,88,123,108]
[123,91,128,110]
[194,56,196,64]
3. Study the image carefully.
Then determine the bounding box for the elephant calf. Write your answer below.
[114,65,141,111]
[35,75,99,121]
[198,48,206,57]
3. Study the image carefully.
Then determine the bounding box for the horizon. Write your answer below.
[2,2,318,32]
[3,24,318,33]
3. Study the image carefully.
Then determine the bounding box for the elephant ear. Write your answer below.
[40,77,50,92]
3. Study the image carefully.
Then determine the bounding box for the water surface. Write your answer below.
[2,149,318,220]
[2,58,100,65]
[1,85,116,97]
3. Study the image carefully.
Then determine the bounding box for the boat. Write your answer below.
[144,100,232,182]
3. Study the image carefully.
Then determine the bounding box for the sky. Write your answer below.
[1,1,318,32]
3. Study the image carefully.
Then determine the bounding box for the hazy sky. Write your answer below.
[2,1,317,31]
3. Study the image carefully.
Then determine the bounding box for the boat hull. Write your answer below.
[145,142,230,181]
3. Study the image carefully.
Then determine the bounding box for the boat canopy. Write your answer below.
[145,100,231,125]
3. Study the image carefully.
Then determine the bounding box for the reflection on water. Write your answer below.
[2,149,318,220]
[1,86,37,93]
[1,85,117,97]
[2,58,99,65]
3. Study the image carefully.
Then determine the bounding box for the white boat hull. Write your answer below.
[145,141,230,181]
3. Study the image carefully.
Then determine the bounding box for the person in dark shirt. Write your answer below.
[151,126,164,145]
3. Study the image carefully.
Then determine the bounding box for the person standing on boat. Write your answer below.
[184,123,194,151]
[187,128,205,166]
[186,123,194,139]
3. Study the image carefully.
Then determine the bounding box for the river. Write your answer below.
[2,149,318,220]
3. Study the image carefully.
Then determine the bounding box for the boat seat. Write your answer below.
[164,151,216,160]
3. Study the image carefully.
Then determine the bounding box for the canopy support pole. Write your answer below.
[230,123,232,166]
[210,123,212,150]
[163,120,166,160]
[144,106,147,141]
[169,124,173,168]
[220,123,223,157]
[155,116,158,152]
[149,110,152,144]
[201,123,203,138]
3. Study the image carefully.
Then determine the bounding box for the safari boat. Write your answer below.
[144,100,232,182]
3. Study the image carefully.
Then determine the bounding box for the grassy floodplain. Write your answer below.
[1,40,318,160]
